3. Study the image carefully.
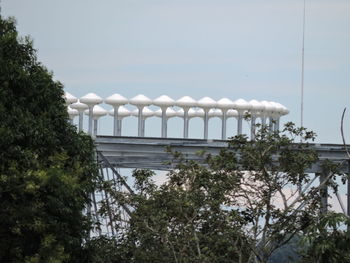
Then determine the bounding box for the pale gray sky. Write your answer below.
[2,0,350,142]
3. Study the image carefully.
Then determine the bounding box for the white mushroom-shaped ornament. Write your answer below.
[129,94,152,137]
[131,106,154,137]
[84,105,107,136]
[105,94,128,136]
[67,106,78,124]
[154,107,177,138]
[217,98,234,140]
[197,97,217,139]
[208,109,223,119]
[64,92,78,106]
[153,95,175,138]
[109,106,131,136]
[70,101,89,132]
[249,100,265,140]
[233,99,251,135]
[260,101,275,125]
[176,96,197,138]
[80,93,103,135]
[269,102,282,131]
[188,108,205,119]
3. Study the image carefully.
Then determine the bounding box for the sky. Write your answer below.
[2,0,350,143]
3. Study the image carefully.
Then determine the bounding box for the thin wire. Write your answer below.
[300,0,306,129]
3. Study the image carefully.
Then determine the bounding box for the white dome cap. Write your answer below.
[227,109,239,118]
[153,95,175,107]
[64,92,78,105]
[249,99,265,112]
[260,101,275,113]
[188,108,205,118]
[280,104,290,115]
[67,107,79,119]
[197,96,217,109]
[209,108,223,118]
[233,99,251,111]
[109,105,131,118]
[80,93,103,106]
[176,96,197,108]
[70,101,89,111]
[176,108,184,118]
[217,98,234,109]
[155,108,177,118]
[274,102,289,115]
[269,102,283,114]
[131,107,154,118]
[105,93,128,106]
[84,105,107,120]
[129,94,152,106]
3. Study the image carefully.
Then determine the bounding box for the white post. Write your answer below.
[138,106,144,137]
[184,109,189,138]
[88,106,94,135]
[221,111,227,140]
[161,108,167,138]
[78,112,84,132]
[113,105,119,136]
[251,115,256,141]
[237,112,243,135]
[203,109,209,139]
[93,119,98,136]
[141,118,146,137]
[117,119,122,136]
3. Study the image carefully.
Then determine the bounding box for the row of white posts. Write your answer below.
[64,92,289,140]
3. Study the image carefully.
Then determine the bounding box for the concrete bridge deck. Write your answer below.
[95,136,350,173]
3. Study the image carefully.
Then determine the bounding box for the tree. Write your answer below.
[95,123,349,263]
[0,15,97,262]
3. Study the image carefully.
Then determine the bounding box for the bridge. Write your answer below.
[63,92,350,236]
[93,135,350,236]
[95,136,350,173]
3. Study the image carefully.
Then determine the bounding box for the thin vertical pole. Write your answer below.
[117,119,122,136]
[184,109,189,138]
[251,115,256,141]
[237,112,243,135]
[161,108,167,138]
[78,112,83,132]
[138,106,144,137]
[204,110,209,139]
[88,106,94,135]
[141,119,146,137]
[300,0,306,130]
[221,111,227,140]
[275,117,280,131]
[93,119,98,136]
[113,105,119,136]
[269,117,274,133]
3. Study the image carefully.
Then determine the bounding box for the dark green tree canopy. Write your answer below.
[0,15,97,262]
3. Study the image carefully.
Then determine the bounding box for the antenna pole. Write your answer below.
[300,0,306,129]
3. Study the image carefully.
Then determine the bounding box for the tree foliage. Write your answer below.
[94,123,349,263]
[0,15,97,262]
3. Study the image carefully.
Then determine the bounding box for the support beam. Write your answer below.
[318,170,328,214]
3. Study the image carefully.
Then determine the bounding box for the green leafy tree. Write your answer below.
[300,212,350,262]
[96,123,349,263]
[0,15,97,262]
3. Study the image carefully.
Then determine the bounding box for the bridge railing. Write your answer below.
[64,92,289,140]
